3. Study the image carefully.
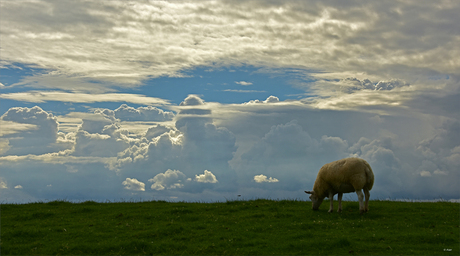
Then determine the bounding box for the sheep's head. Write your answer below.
[305,190,323,210]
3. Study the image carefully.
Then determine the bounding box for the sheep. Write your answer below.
[305,158,374,214]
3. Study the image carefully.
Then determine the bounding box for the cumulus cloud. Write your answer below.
[413,120,460,193]
[73,122,130,158]
[180,95,205,106]
[114,104,174,122]
[14,185,23,189]
[254,174,279,183]
[145,124,174,140]
[195,170,218,183]
[245,95,280,104]
[235,81,252,86]
[149,169,187,191]
[122,178,145,191]
[1,106,57,136]
[0,94,458,202]
[112,95,237,192]
[0,106,72,155]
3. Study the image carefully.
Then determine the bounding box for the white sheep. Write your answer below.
[305,158,374,214]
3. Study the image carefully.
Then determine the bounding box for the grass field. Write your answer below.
[1,199,458,255]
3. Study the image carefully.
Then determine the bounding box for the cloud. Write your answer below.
[1,95,458,202]
[0,106,72,155]
[114,104,174,122]
[254,174,279,183]
[0,177,7,189]
[244,95,280,104]
[195,170,218,183]
[70,111,137,158]
[374,80,410,91]
[122,178,145,191]
[420,171,431,177]
[113,95,237,192]
[72,129,129,157]
[2,0,458,89]
[0,120,37,137]
[14,185,23,189]
[339,78,410,93]
[235,81,252,86]
[0,91,170,105]
[180,94,205,106]
[0,139,10,155]
[413,120,460,191]
[145,125,174,140]
[232,119,350,192]
[149,169,187,191]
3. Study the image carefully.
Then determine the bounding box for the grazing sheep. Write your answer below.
[305,158,374,214]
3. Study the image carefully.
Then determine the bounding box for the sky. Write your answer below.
[1,0,459,203]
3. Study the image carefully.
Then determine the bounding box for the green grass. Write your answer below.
[1,199,458,255]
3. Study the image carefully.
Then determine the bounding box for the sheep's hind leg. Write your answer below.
[364,188,370,212]
[356,190,365,214]
[337,193,343,213]
[328,191,334,213]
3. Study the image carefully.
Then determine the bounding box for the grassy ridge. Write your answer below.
[1,199,458,255]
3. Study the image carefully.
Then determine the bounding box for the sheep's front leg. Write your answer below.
[328,191,334,213]
[337,193,343,213]
[356,190,364,214]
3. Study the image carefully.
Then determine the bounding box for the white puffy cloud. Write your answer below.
[0,106,72,155]
[1,106,57,137]
[114,104,174,122]
[0,94,458,202]
[122,178,145,191]
[180,94,205,106]
[149,169,187,191]
[14,185,23,189]
[145,124,174,140]
[110,96,237,193]
[195,170,218,183]
[245,96,280,104]
[254,174,279,183]
[72,122,130,157]
[235,81,252,86]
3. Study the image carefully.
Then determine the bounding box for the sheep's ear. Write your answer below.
[305,191,314,194]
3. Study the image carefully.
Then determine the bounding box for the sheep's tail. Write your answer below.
[364,160,374,191]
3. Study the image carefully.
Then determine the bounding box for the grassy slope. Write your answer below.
[1,200,458,255]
